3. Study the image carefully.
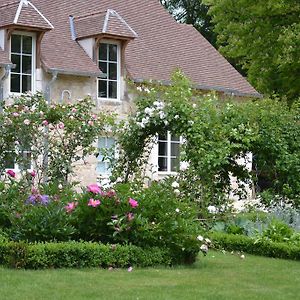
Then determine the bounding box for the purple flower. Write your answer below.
[39,195,50,205]
[26,194,50,205]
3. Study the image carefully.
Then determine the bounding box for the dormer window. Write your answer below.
[10,32,35,93]
[98,41,120,100]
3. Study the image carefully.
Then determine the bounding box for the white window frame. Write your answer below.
[158,132,182,174]
[9,31,36,95]
[97,136,116,176]
[97,39,121,102]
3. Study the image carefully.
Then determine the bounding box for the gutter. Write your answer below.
[45,67,105,79]
[44,71,58,104]
[0,64,13,113]
[133,78,262,99]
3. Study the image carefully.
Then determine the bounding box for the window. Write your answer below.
[10,33,35,93]
[98,42,120,100]
[158,132,180,173]
[97,137,115,175]
[4,144,32,171]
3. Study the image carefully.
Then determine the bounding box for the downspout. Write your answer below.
[43,71,58,183]
[0,64,12,113]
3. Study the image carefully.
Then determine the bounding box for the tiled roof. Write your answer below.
[0,48,12,66]
[0,0,53,30]
[73,10,137,40]
[0,0,259,96]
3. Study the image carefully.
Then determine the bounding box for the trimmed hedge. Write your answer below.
[210,232,300,260]
[0,240,174,269]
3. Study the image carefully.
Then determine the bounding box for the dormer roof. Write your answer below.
[72,9,138,40]
[0,0,53,31]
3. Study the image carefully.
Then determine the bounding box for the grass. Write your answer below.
[1,251,300,300]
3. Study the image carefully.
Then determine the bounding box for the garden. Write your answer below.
[0,72,299,299]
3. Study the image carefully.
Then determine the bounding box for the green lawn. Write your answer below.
[1,251,299,300]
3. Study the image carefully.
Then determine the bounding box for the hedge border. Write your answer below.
[210,232,300,260]
[0,240,174,269]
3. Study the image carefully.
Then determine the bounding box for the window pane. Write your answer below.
[22,56,32,74]
[98,137,106,148]
[97,162,107,174]
[171,157,180,172]
[99,62,107,77]
[158,133,167,141]
[22,36,32,54]
[109,44,117,61]
[20,151,31,170]
[158,157,168,172]
[22,75,32,93]
[4,152,15,169]
[107,138,115,148]
[99,43,107,60]
[158,142,167,156]
[171,135,180,142]
[11,55,21,73]
[109,81,117,99]
[98,80,107,98]
[109,63,117,80]
[11,35,21,53]
[171,143,180,157]
[11,74,20,93]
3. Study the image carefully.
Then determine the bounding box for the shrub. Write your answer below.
[210,232,300,260]
[0,241,173,269]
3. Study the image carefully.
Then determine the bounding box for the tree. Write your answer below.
[204,0,300,101]
[160,0,217,46]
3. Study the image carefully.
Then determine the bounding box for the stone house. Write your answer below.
[0,0,259,191]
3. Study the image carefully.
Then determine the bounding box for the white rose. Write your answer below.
[171,181,179,189]
[180,161,190,171]
[197,235,204,241]
[174,189,180,196]
[207,205,217,214]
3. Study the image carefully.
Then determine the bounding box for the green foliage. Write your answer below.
[211,232,300,260]
[205,0,300,101]
[160,0,217,45]
[0,241,172,269]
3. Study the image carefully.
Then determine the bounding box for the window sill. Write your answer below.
[97,98,122,104]
[158,171,178,176]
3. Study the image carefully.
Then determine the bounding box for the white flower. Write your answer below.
[188,120,194,126]
[144,107,154,116]
[174,189,180,196]
[164,120,169,126]
[192,103,197,108]
[205,238,211,244]
[200,244,208,253]
[58,184,63,190]
[159,111,166,120]
[175,208,180,213]
[137,86,142,92]
[180,161,190,171]
[144,88,150,93]
[141,117,150,126]
[23,119,30,125]
[207,205,217,214]
[171,181,179,189]
[240,255,245,259]
[174,115,179,119]
[197,235,204,241]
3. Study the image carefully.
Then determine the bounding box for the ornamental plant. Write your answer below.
[0,93,114,183]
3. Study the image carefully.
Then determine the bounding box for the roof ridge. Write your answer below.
[73,10,106,20]
[0,1,19,9]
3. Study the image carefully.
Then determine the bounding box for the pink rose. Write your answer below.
[127,212,134,221]
[128,198,138,208]
[65,202,77,213]
[23,119,31,125]
[58,122,65,129]
[28,170,36,177]
[88,198,101,208]
[42,120,49,126]
[6,169,16,178]
[87,184,101,194]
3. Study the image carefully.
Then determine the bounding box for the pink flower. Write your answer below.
[127,266,133,272]
[104,190,116,198]
[42,120,49,126]
[65,202,77,213]
[88,120,94,126]
[23,119,31,125]
[28,170,36,177]
[58,122,65,129]
[88,198,101,208]
[87,184,101,194]
[71,108,77,113]
[128,198,138,208]
[127,212,134,221]
[6,169,16,178]
[12,112,19,117]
